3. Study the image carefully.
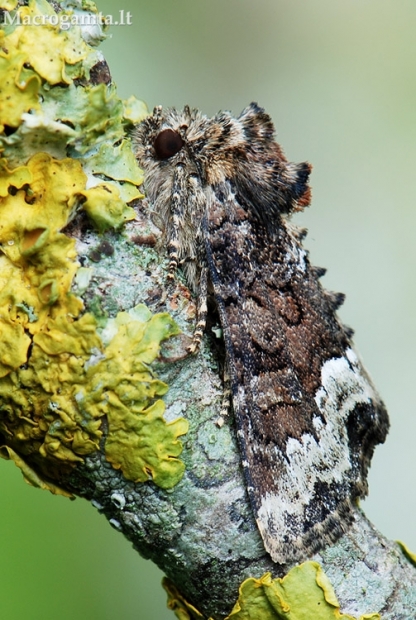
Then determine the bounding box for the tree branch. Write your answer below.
[0,2,415,619]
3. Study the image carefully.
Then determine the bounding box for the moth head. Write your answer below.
[135,106,233,165]
[133,104,312,226]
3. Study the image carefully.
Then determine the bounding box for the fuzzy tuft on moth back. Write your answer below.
[233,103,313,222]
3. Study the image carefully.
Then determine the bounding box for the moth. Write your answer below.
[134,103,389,564]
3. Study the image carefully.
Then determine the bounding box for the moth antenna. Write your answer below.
[310,266,327,279]
[326,291,346,311]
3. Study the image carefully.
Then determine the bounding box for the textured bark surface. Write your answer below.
[1,2,416,617]
[62,207,416,619]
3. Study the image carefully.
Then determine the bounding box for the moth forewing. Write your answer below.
[134,103,389,564]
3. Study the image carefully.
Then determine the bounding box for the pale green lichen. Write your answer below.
[164,562,381,620]
[123,95,149,124]
[0,0,187,492]
[82,140,144,185]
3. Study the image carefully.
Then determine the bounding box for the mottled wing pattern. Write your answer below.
[204,180,388,563]
[134,102,389,564]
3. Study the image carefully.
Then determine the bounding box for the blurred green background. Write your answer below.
[1,1,416,618]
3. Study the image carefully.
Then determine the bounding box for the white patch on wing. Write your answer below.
[257,347,379,543]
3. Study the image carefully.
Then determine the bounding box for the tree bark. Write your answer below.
[0,2,416,619]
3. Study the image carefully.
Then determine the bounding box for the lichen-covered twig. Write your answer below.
[0,2,416,619]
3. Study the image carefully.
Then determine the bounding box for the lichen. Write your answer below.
[397,541,416,567]
[0,153,184,476]
[1,0,91,85]
[78,305,187,488]
[0,152,86,342]
[82,182,136,232]
[163,562,381,620]
[0,444,75,496]
[164,579,204,620]
[0,297,187,487]
[0,45,41,132]
[0,0,146,207]
[0,0,187,493]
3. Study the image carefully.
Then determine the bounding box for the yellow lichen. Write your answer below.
[81,307,187,488]
[164,579,204,620]
[397,540,416,567]
[0,3,143,217]
[163,563,381,620]
[0,153,134,333]
[0,153,85,337]
[0,151,186,489]
[0,1,18,11]
[0,312,102,464]
[0,159,32,196]
[0,445,74,497]
[0,300,187,486]
[2,0,90,85]
[0,316,31,378]
[0,0,185,494]
[82,182,137,232]
[0,48,41,132]
[226,564,381,620]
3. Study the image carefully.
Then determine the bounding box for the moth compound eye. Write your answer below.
[154,129,184,159]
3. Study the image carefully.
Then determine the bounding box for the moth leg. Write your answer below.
[166,228,180,280]
[167,163,188,280]
[188,263,208,354]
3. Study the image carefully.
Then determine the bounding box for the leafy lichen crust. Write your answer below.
[0,0,188,493]
[163,562,381,620]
